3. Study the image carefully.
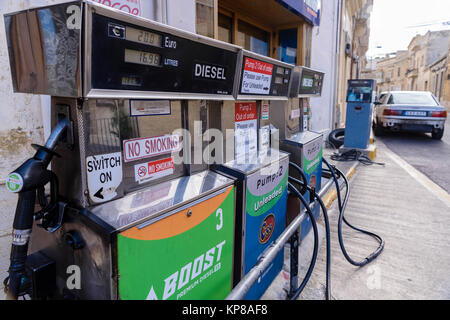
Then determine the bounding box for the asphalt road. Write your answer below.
[378,117,450,193]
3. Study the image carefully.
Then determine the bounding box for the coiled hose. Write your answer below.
[322,157,385,267]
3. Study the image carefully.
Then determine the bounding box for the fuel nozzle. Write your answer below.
[4,117,69,299]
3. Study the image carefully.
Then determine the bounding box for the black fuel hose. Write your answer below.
[287,183,319,300]
[289,162,331,300]
[289,179,331,300]
[330,149,385,166]
[5,118,68,299]
[322,158,385,267]
[289,162,308,195]
[7,190,36,300]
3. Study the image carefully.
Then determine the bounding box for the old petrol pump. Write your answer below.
[213,51,294,300]
[344,79,377,150]
[271,66,325,240]
[3,1,241,300]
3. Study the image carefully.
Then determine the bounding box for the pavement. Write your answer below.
[263,140,450,300]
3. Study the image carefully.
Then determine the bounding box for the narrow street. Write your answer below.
[379,117,450,193]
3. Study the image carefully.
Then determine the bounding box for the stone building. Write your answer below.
[373,30,450,102]
[374,51,409,95]
[405,31,450,92]
[429,36,450,109]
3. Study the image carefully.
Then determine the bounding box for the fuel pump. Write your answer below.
[213,51,294,300]
[4,1,242,300]
[271,66,325,240]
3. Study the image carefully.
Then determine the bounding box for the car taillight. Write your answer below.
[431,111,447,118]
[383,110,402,116]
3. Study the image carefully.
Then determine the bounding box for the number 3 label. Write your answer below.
[216,208,223,231]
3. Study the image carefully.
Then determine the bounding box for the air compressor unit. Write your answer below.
[344,79,377,150]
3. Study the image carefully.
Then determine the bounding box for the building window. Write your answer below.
[196,0,215,38]
[278,28,298,65]
[218,13,232,43]
[398,68,401,77]
[237,20,270,56]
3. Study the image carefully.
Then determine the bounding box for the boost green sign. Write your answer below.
[117,186,235,300]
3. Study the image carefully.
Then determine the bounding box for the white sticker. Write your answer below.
[291,109,300,120]
[235,103,258,160]
[123,135,181,163]
[259,126,271,156]
[6,173,23,193]
[86,152,123,203]
[134,157,175,184]
[130,100,171,117]
[240,57,273,95]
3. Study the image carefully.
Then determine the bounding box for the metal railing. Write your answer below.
[226,178,336,300]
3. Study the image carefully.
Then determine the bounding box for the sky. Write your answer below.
[368,0,450,57]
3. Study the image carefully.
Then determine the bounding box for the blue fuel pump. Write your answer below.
[344,79,376,150]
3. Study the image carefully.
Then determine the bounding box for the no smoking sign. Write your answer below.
[138,166,147,178]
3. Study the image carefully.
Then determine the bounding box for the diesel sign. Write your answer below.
[194,63,227,80]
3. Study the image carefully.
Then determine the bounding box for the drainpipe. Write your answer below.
[154,0,168,24]
[332,0,343,130]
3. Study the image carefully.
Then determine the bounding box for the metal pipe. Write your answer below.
[226,178,336,300]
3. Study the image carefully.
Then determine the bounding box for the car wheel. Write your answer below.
[431,128,444,140]
[373,118,385,137]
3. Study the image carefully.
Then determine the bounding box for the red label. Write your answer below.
[148,157,174,175]
[134,157,175,184]
[93,0,141,16]
[244,57,274,76]
[235,102,258,122]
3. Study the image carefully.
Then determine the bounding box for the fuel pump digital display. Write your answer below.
[295,67,325,97]
[126,27,163,47]
[91,13,238,97]
[124,49,161,67]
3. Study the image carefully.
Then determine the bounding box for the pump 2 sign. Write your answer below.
[240,57,274,95]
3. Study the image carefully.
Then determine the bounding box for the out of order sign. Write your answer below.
[86,152,123,203]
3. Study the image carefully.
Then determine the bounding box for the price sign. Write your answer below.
[93,0,142,16]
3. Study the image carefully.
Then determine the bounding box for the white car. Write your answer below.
[373,91,447,140]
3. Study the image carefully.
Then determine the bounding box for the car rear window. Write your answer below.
[388,93,438,106]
